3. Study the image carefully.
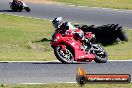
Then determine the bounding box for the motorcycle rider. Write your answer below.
[12,0,23,2]
[52,17,77,38]
[52,17,94,50]
[11,0,26,7]
[10,0,30,12]
[10,0,22,8]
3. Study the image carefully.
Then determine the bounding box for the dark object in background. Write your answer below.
[75,24,128,46]
[9,1,30,12]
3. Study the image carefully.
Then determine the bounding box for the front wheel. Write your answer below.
[92,44,108,63]
[24,7,30,12]
[54,46,74,64]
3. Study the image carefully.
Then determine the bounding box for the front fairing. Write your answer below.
[51,32,80,49]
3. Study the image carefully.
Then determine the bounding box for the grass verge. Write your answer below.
[0,13,55,61]
[1,83,132,88]
[53,0,132,10]
[0,14,131,61]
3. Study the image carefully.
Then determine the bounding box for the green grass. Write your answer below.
[105,30,132,60]
[1,83,132,88]
[0,14,55,61]
[0,14,131,61]
[53,0,132,10]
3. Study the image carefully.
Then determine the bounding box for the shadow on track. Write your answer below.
[31,61,95,65]
[0,10,14,12]
[0,9,27,12]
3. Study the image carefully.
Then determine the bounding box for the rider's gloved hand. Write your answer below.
[82,38,89,44]
[87,34,95,41]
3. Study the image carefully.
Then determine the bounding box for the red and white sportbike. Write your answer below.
[51,29,108,63]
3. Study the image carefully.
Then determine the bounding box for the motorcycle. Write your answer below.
[9,1,30,12]
[51,29,108,63]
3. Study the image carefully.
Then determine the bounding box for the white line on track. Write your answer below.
[0,60,132,63]
[66,4,132,13]
[20,82,77,85]
[0,13,52,21]
[55,3,132,12]
[0,60,59,63]
[14,81,132,84]
[108,60,132,61]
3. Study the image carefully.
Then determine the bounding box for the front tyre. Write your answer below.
[92,44,108,63]
[24,7,30,12]
[54,46,74,64]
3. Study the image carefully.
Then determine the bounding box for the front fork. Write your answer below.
[60,45,67,53]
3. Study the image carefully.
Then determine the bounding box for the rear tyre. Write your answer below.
[118,28,128,41]
[93,44,108,63]
[54,46,74,64]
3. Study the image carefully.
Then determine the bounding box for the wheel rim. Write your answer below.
[95,50,107,59]
[57,46,74,62]
[93,45,107,59]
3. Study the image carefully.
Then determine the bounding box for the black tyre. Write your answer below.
[118,28,128,41]
[92,44,108,63]
[54,46,74,64]
[81,24,128,45]
[24,7,30,12]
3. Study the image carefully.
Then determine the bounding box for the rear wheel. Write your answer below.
[118,28,128,41]
[92,44,108,63]
[54,46,74,64]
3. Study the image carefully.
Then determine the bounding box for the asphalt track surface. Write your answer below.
[0,61,132,84]
[0,0,132,29]
[0,0,132,84]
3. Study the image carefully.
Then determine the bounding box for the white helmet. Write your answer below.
[52,17,63,29]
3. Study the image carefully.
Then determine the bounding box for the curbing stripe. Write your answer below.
[0,60,59,63]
